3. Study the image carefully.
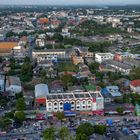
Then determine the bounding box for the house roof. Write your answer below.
[35,84,49,98]
[7,76,21,86]
[0,42,18,53]
[130,80,140,87]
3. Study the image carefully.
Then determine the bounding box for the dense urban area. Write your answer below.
[0,5,140,140]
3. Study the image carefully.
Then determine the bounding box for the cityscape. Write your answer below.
[0,1,140,140]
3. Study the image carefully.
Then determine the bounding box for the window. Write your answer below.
[59,102,63,106]
[48,103,52,106]
[88,101,91,104]
[71,101,74,105]
[54,107,57,110]
[54,102,57,106]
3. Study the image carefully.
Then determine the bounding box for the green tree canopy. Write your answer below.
[59,126,69,140]
[94,125,107,135]
[61,75,76,89]
[116,106,124,115]
[43,127,55,140]
[55,112,65,120]
[53,33,63,42]
[76,123,94,137]
[0,118,12,130]
[14,111,25,123]
[75,133,88,140]
[16,97,26,111]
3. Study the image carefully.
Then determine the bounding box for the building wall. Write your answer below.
[130,85,140,93]
[95,53,114,63]
[6,85,22,96]
[46,97,104,113]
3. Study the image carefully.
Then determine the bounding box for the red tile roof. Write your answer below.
[130,80,140,87]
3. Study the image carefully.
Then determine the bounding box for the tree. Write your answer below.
[61,75,76,89]
[16,98,26,111]
[116,106,124,115]
[55,112,64,121]
[94,125,107,135]
[53,33,63,42]
[75,133,88,140]
[5,111,14,119]
[76,123,94,137]
[0,118,11,130]
[59,126,69,140]
[43,127,55,140]
[6,31,15,37]
[14,111,25,123]
[20,61,32,82]
[130,67,140,80]
[40,69,47,83]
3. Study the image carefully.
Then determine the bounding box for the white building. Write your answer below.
[12,45,27,59]
[130,80,140,93]
[0,75,5,92]
[6,76,22,96]
[32,49,66,62]
[102,60,132,75]
[36,39,45,47]
[45,91,104,115]
[95,53,114,63]
[35,84,49,99]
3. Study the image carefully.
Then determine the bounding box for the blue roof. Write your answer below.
[101,88,109,95]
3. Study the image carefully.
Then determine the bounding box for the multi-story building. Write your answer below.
[95,53,114,63]
[32,49,66,62]
[101,60,132,75]
[35,89,104,115]
[46,91,104,115]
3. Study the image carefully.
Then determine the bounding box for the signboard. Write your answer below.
[64,103,71,111]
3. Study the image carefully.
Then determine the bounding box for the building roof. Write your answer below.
[0,42,18,53]
[35,84,49,98]
[7,76,21,86]
[84,85,97,91]
[130,80,140,87]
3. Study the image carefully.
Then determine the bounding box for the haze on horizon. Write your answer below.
[0,0,140,6]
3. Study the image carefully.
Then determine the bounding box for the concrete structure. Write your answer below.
[0,75,5,92]
[95,53,114,63]
[35,84,49,109]
[102,60,132,75]
[130,80,140,93]
[6,76,22,96]
[32,49,66,62]
[45,91,104,115]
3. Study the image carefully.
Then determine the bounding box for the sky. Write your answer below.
[0,0,140,5]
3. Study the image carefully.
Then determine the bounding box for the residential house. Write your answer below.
[130,80,140,93]
[101,86,122,103]
[95,53,114,63]
[49,80,64,93]
[6,76,22,96]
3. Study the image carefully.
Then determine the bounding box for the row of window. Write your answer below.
[47,100,92,107]
[47,105,92,112]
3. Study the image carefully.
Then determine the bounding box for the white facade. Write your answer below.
[45,91,104,113]
[36,39,45,47]
[95,53,114,63]
[130,85,140,93]
[32,50,66,62]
